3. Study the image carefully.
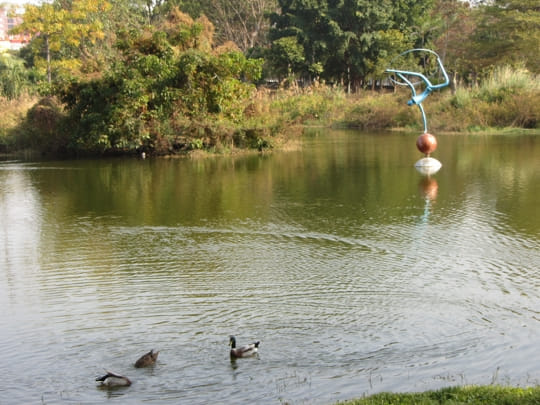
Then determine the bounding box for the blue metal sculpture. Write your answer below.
[385,49,450,175]
[386,49,449,134]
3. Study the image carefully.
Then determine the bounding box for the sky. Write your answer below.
[1,0,42,5]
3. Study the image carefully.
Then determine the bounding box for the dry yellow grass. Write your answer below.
[0,94,38,133]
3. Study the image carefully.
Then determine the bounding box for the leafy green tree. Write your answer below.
[468,0,540,74]
[266,36,306,80]
[96,0,148,62]
[432,0,475,88]
[59,8,263,153]
[10,0,110,85]
[269,0,434,90]
[430,0,539,87]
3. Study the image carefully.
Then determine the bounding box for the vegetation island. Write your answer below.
[0,0,538,158]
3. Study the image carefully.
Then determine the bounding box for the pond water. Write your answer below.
[1,130,539,404]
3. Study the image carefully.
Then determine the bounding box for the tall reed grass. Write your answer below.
[442,66,539,131]
[0,94,39,152]
[250,65,539,136]
[481,65,539,94]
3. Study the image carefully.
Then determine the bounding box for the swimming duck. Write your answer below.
[96,370,132,387]
[229,335,260,358]
[134,349,159,368]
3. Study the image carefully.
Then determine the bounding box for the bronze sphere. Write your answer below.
[416,132,437,155]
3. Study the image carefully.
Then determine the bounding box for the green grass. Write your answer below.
[337,385,540,405]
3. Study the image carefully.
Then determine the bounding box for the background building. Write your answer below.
[0,5,29,51]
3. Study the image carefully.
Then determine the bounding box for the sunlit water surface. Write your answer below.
[1,130,539,404]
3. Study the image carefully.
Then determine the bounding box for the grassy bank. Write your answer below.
[337,385,540,405]
[261,66,539,135]
[1,67,538,156]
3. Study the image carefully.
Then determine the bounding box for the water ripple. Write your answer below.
[2,160,540,403]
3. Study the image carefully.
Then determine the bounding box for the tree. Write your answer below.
[468,0,540,74]
[59,8,263,153]
[269,0,433,90]
[269,0,342,84]
[266,36,305,80]
[10,0,110,85]
[178,0,278,52]
[432,0,475,89]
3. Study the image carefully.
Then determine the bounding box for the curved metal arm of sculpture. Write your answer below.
[386,49,450,133]
[389,70,429,133]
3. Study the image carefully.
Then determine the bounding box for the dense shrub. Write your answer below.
[20,97,68,153]
[51,8,263,155]
[339,92,415,130]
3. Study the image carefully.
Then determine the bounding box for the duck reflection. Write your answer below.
[230,356,239,370]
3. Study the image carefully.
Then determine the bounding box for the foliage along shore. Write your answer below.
[1,64,538,158]
[336,385,540,405]
[0,0,538,158]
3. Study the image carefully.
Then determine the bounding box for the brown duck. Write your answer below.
[134,349,160,368]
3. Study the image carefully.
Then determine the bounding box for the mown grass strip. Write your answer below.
[337,385,540,405]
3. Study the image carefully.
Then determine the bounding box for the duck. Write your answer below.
[96,370,132,387]
[229,335,260,358]
[134,349,159,368]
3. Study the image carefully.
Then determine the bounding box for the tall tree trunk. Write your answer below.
[347,66,351,94]
[46,35,51,84]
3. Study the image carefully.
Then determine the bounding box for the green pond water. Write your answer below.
[1,130,539,404]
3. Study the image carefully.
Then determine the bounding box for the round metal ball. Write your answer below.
[416,132,437,155]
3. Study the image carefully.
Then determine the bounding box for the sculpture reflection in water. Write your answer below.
[418,176,438,223]
[386,49,449,175]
